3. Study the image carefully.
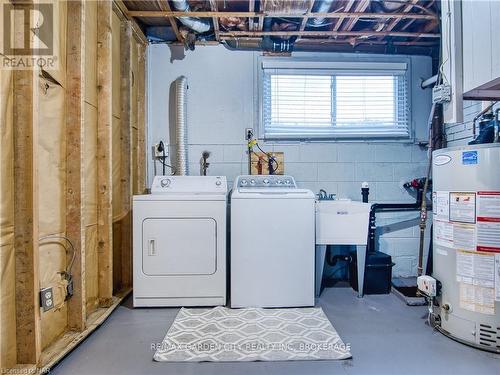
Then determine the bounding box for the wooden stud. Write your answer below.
[299,0,315,31]
[126,10,437,21]
[136,43,147,195]
[96,0,113,307]
[258,15,264,31]
[13,65,41,367]
[12,2,41,363]
[209,0,220,42]
[377,0,420,42]
[341,0,370,32]
[248,0,255,31]
[113,0,148,44]
[65,0,87,332]
[120,20,133,288]
[218,30,439,38]
[401,1,436,31]
[155,0,182,42]
[332,0,355,32]
[297,0,315,41]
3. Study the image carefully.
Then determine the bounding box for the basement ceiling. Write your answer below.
[123,0,440,57]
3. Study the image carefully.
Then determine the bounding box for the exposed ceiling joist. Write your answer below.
[126,10,437,21]
[382,0,421,35]
[332,0,355,32]
[125,0,440,55]
[209,0,220,42]
[218,30,440,38]
[342,0,371,32]
[248,0,255,31]
[154,0,182,41]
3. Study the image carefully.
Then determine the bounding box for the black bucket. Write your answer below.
[349,251,395,295]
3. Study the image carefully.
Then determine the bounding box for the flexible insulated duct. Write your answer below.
[174,76,189,175]
[311,0,336,27]
[171,0,211,33]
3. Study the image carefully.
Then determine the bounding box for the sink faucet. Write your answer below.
[317,189,336,201]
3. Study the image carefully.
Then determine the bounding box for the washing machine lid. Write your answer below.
[150,176,227,195]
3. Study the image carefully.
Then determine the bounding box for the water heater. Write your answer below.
[432,144,500,353]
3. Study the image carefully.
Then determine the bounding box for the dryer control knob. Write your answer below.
[215,180,222,186]
[160,178,171,187]
[263,178,270,185]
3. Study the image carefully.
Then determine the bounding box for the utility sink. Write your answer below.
[315,199,371,245]
[315,199,371,298]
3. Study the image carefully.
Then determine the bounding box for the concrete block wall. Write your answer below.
[444,101,500,147]
[444,101,482,146]
[147,44,433,278]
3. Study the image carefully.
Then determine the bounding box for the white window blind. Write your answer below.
[261,64,409,139]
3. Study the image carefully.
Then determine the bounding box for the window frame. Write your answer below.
[256,56,414,142]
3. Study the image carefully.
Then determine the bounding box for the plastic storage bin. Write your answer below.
[349,251,395,294]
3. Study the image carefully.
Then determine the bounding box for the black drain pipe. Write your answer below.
[366,184,431,253]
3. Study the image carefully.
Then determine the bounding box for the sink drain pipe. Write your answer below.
[364,186,431,254]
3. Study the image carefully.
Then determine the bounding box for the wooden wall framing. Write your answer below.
[0,0,148,371]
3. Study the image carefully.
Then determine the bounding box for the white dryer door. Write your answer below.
[142,218,217,276]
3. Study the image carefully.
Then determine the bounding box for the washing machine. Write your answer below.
[230,175,315,308]
[133,176,227,307]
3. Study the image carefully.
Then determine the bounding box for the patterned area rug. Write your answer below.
[153,306,352,362]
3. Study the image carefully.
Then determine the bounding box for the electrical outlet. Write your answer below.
[40,287,54,312]
[153,143,169,160]
[245,128,254,141]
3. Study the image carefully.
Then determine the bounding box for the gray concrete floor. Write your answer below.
[52,287,499,375]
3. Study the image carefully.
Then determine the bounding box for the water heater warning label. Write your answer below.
[457,251,495,314]
[476,192,500,253]
[449,192,476,224]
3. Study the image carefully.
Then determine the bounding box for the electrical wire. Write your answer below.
[38,235,76,275]
[159,158,176,175]
[255,141,279,172]
[437,0,452,86]
[156,141,176,175]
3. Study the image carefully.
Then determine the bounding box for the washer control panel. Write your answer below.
[236,175,296,189]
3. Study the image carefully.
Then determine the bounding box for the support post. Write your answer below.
[136,43,147,194]
[66,0,87,331]
[13,42,41,368]
[120,20,133,288]
[97,0,114,307]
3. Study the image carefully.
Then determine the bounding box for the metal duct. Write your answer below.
[171,0,211,33]
[222,38,315,52]
[378,0,407,12]
[311,0,336,26]
[174,76,189,175]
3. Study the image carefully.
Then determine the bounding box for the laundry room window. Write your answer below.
[260,60,410,140]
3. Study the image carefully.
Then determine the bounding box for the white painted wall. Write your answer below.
[147,44,433,277]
